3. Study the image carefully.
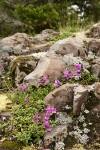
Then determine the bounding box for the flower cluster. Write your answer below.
[69,112,91,145]
[39,76,49,85]
[33,106,56,132]
[17,85,28,92]
[64,63,82,80]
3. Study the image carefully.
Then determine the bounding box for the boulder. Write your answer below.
[44,84,74,111]
[86,23,100,39]
[10,55,39,85]
[32,29,60,44]
[49,37,86,58]
[44,125,68,148]
[86,39,100,56]
[73,85,88,116]
[94,82,100,99]
[0,29,58,57]
[88,104,100,123]
[91,64,100,77]
[24,54,66,85]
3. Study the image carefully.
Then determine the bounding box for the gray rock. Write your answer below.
[49,37,86,58]
[73,85,88,116]
[44,84,74,111]
[86,23,100,39]
[24,54,66,85]
[86,39,100,56]
[44,125,68,147]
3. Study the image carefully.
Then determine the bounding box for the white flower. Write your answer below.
[83,123,87,127]
[65,105,71,110]
[79,134,89,144]
[55,141,65,150]
[83,128,90,133]
[88,122,92,125]
[78,115,85,122]
[84,109,89,114]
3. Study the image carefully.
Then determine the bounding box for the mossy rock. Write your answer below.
[10,55,39,74]
[0,140,23,150]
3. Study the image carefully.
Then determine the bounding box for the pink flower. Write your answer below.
[74,64,82,72]
[45,106,56,114]
[53,79,62,87]
[25,98,30,104]
[33,113,41,123]
[44,111,50,120]
[17,85,28,92]
[39,76,49,85]
[43,120,51,132]
[64,70,72,79]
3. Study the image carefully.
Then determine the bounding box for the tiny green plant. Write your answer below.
[1,84,56,145]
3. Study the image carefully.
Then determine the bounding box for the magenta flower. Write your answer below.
[33,113,41,123]
[44,111,50,120]
[25,98,30,104]
[8,125,13,131]
[17,85,28,92]
[64,70,72,79]
[45,106,56,114]
[39,76,49,85]
[43,120,51,132]
[74,64,82,72]
[53,79,62,87]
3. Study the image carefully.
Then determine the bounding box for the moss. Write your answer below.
[0,140,22,150]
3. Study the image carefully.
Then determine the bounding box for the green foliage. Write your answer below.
[1,85,55,145]
[0,71,13,93]
[79,72,99,85]
[14,4,59,32]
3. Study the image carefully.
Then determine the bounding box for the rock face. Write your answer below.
[0,29,59,57]
[24,54,66,85]
[44,125,68,148]
[49,38,86,58]
[86,23,100,38]
[44,84,74,111]
[86,39,100,56]
[73,85,88,116]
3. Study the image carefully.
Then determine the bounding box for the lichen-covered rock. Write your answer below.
[85,39,100,56]
[0,29,58,57]
[94,82,100,99]
[32,29,60,44]
[73,85,88,116]
[44,84,74,111]
[63,54,90,71]
[24,54,66,85]
[88,104,100,123]
[91,64,100,77]
[49,37,86,58]
[44,125,68,148]
[86,23,100,39]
